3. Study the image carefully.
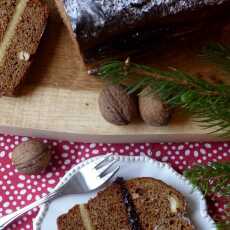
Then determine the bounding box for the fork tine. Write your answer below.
[88,153,113,169]
[96,159,118,177]
[99,166,120,184]
[94,153,114,169]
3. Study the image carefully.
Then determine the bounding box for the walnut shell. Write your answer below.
[12,140,51,174]
[138,86,172,126]
[99,84,137,125]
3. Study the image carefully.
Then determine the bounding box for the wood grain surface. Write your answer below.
[0,1,230,142]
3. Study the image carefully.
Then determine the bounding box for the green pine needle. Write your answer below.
[202,43,230,74]
[184,163,230,230]
[96,59,230,137]
[184,162,230,196]
[216,223,230,230]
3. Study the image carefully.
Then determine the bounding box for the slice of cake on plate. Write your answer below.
[0,0,48,96]
[57,177,195,230]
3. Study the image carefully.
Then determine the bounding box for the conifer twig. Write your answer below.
[96,59,230,137]
[184,163,230,230]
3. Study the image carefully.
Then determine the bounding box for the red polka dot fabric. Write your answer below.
[0,134,229,230]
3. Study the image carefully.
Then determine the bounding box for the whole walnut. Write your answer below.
[12,140,51,174]
[99,84,137,125]
[138,86,172,126]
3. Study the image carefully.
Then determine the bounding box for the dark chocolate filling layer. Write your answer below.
[115,177,142,230]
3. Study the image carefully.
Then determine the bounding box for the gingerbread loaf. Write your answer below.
[54,0,230,62]
[57,177,195,230]
[0,0,48,95]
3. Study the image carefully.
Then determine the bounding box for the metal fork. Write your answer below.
[0,154,119,230]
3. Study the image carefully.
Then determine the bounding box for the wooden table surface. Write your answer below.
[0,1,229,142]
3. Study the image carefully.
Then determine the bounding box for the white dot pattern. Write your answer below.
[0,136,229,229]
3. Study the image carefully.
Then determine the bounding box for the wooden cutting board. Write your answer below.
[0,1,230,142]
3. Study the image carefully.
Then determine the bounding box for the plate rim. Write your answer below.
[33,155,216,230]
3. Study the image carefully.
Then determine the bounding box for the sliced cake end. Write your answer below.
[156,217,195,230]
[57,177,195,230]
[86,183,131,230]
[57,205,86,230]
[125,177,190,229]
[0,0,48,95]
[0,0,18,42]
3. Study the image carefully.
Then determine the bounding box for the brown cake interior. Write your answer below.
[0,0,18,42]
[156,217,194,230]
[86,183,131,230]
[57,205,85,230]
[0,0,48,95]
[126,178,187,229]
[57,177,195,230]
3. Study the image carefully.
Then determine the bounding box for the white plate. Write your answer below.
[34,156,216,230]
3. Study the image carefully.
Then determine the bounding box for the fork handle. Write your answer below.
[0,189,60,230]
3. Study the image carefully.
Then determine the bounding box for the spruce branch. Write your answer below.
[184,163,230,230]
[184,162,230,196]
[202,43,230,74]
[96,60,230,137]
[216,222,230,230]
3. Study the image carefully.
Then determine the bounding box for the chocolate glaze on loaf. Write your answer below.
[63,0,230,59]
